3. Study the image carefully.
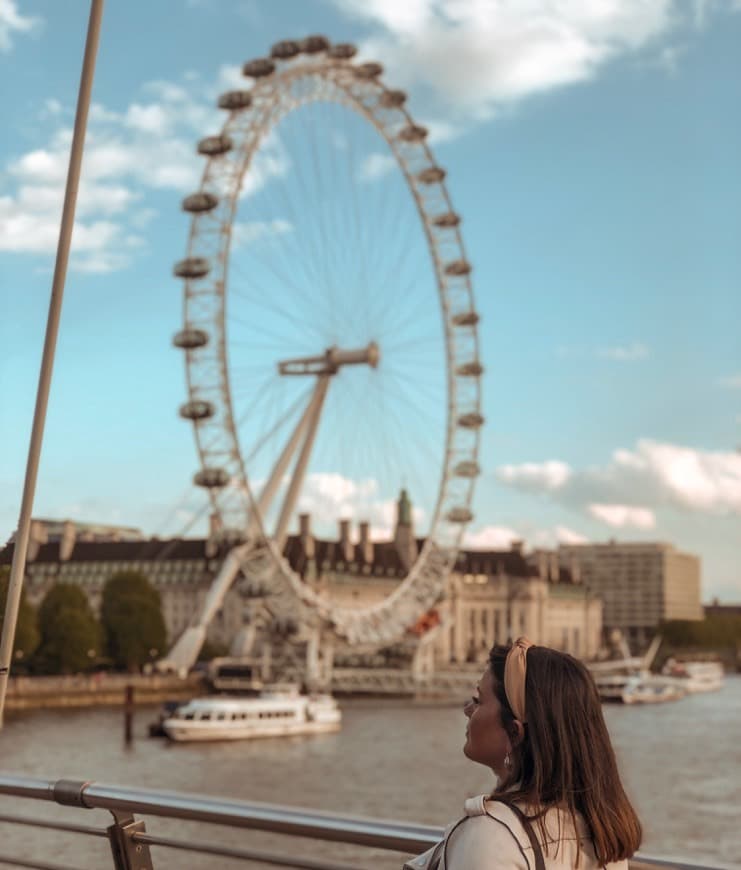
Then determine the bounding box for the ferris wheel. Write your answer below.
[165,36,482,672]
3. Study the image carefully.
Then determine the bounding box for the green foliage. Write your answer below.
[660,616,741,649]
[35,582,100,674]
[0,566,40,663]
[102,571,167,671]
[197,639,229,661]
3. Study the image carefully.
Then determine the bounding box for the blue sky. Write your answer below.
[1,1,740,601]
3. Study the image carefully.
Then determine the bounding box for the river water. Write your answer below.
[0,676,739,870]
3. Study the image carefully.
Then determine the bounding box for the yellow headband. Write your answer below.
[504,637,534,722]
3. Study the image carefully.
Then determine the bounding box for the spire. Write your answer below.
[394,488,417,571]
[397,488,412,527]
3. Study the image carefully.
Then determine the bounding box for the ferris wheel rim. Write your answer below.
[175,43,482,643]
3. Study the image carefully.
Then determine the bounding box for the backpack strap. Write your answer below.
[489,799,546,870]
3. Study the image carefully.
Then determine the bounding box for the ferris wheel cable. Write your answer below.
[241,382,316,467]
[151,484,202,538]
[228,255,336,338]
[229,221,343,331]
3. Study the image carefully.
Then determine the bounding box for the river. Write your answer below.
[0,676,738,869]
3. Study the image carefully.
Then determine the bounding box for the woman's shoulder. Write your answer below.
[443,795,530,868]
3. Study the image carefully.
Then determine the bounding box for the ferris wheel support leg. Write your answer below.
[306,627,334,692]
[249,386,325,536]
[156,544,248,675]
[273,375,330,552]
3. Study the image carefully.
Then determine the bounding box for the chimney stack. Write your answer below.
[338,518,354,562]
[359,521,373,564]
[206,512,222,558]
[27,519,48,562]
[59,520,76,562]
[299,512,315,559]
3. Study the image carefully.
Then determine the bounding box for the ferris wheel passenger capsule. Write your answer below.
[174,257,210,279]
[242,58,276,78]
[445,259,472,276]
[417,166,446,184]
[457,412,484,429]
[194,468,230,488]
[327,43,357,60]
[378,89,406,108]
[270,40,301,60]
[451,310,479,327]
[454,461,481,478]
[217,90,253,111]
[456,361,483,377]
[182,192,219,213]
[299,35,330,54]
[398,124,428,143]
[172,328,209,350]
[355,61,383,79]
[432,212,461,228]
[446,507,473,524]
[179,400,215,421]
[197,134,233,156]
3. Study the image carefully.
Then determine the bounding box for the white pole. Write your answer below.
[0,0,105,727]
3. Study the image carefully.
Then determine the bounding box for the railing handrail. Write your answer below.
[0,772,727,870]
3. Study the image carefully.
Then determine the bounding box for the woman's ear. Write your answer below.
[509,719,525,748]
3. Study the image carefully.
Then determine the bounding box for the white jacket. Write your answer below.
[441,795,629,870]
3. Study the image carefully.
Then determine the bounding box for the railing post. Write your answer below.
[107,808,154,870]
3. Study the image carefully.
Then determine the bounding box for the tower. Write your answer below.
[393,488,418,571]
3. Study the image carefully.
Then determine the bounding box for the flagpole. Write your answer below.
[0,0,105,727]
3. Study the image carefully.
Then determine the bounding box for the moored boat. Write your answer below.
[661,658,724,693]
[620,675,686,705]
[162,685,341,742]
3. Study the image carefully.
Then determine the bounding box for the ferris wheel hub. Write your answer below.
[278,342,380,376]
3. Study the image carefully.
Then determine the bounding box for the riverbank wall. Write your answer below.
[5,673,203,711]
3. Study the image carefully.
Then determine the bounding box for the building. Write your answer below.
[557,541,702,652]
[1,501,604,664]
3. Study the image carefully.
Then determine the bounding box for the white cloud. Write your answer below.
[295,472,425,541]
[554,525,589,545]
[0,0,41,52]
[465,523,588,550]
[464,524,520,549]
[1,72,225,270]
[597,342,649,361]
[719,373,741,389]
[497,460,571,491]
[333,0,679,125]
[588,503,656,529]
[497,439,741,517]
[358,152,397,183]
[232,219,293,247]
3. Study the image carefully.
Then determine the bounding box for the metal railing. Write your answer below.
[0,773,727,870]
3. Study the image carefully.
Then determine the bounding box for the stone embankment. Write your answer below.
[5,672,204,711]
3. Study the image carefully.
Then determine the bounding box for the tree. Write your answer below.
[35,582,100,674]
[101,571,167,671]
[0,566,40,667]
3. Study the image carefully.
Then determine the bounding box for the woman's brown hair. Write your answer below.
[488,643,642,863]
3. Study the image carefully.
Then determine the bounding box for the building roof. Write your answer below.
[0,534,575,585]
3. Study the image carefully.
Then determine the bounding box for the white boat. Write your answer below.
[162,686,342,742]
[593,670,686,704]
[620,675,686,705]
[661,659,725,693]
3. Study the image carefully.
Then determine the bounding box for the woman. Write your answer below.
[407,638,641,869]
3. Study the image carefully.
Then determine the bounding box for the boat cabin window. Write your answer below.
[199,712,211,720]
[184,712,195,720]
